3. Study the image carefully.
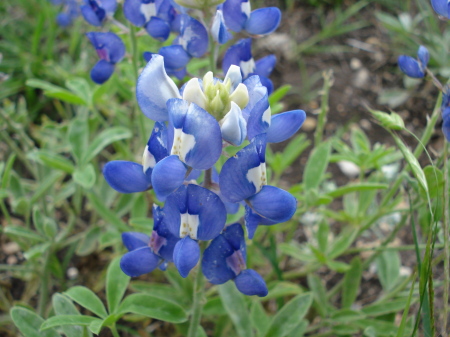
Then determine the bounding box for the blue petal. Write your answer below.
[202,234,236,284]
[257,75,274,96]
[151,155,187,201]
[255,55,276,78]
[100,0,117,13]
[244,205,276,239]
[186,184,226,240]
[222,223,246,253]
[120,247,160,277]
[143,51,154,62]
[212,10,232,44]
[173,236,200,277]
[122,232,150,251]
[103,160,152,193]
[243,75,267,120]
[90,60,115,84]
[431,0,449,17]
[153,205,180,262]
[179,15,209,58]
[123,0,146,26]
[136,54,181,121]
[57,13,73,26]
[223,0,247,32]
[146,16,171,41]
[245,7,281,35]
[147,121,169,164]
[81,2,104,26]
[266,110,306,143]
[222,38,253,76]
[159,45,191,70]
[167,99,222,170]
[219,135,265,203]
[86,32,125,64]
[442,107,450,141]
[246,90,270,141]
[167,67,187,80]
[417,45,429,69]
[398,55,425,78]
[247,185,296,223]
[220,102,247,146]
[234,269,268,296]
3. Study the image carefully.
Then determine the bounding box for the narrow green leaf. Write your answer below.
[286,320,308,337]
[396,278,415,337]
[88,319,104,334]
[330,309,365,322]
[65,286,108,318]
[326,183,388,198]
[40,316,101,331]
[218,281,253,337]
[52,293,86,337]
[203,297,226,316]
[4,226,45,242]
[118,293,187,323]
[1,154,16,189]
[362,298,411,316]
[66,78,92,106]
[250,300,269,337]
[375,250,400,291]
[30,172,64,204]
[328,229,358,259]
[76,226,101,256]
[264,293,312,337]
[269,84,291,105]
[369,109,405,130]
[304,141,331,190]
[82,127,132,165]
[30,150,75,173]
[279,243,315,262]
[73,164,96,189]
[68,116,89,165]
[10,307,60,337]
[26,79,86,105]
[342,257,362,308]
[106,257,130,314]
[307,275,329,317]
[86,191,128,232]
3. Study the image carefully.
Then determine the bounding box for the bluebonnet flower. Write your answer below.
[440,86,450,141]
[124,0,180,41]
[222,0,281,36]
[49,0,80,26]
[104,122,168,193]
[148,14,209,79]
[223,38,276,94]
[81,0,117,26]
[211,9,232,44]
[163,184,227,277]
[219,134,297,238]
[86,32,125,84]
[398,45,429,78]
[431,0,450,19]
[202,223,268,296]
[120,205,180,276]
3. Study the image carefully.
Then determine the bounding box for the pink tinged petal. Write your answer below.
[234,269,268,296]
[173,236,200,278]
[136,54,181,121]
[266,110,306,143]
[120,247,160,277]
[122,232,150,251]
[149,230,167,254]
[151,155,188,201]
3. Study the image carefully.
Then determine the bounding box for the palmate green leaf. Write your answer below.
[286,320,308,337]
[263,293,312,337]
[52,293,89,337]
[26,79,86,105]
[264,281,304,301]
[218,281,253,337]
[130,281,189,309]
[10,307,60,337]
[86,191,128,232]
[82,127,132,165]
[203,297,226,316]
[76,226,101,256]
[303,141,331,190]
[250,300,269,337]
[342,257,362,308]
[106,257,130,314]
[40,315,101,331]
[64,286,108,318]
[118,293,187,323]
[307,275,330,317]
[279,243,315,262]
[66,78,92,106]
[328,229,358,259]
[73,164,96,189]
[4,226,46,242]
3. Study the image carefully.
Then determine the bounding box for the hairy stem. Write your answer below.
[187,260,206,337]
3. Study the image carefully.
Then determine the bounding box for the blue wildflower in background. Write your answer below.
[81,0,117,26]
[398,45,429,78]
[431,0,450,19]
[86,32,125,84]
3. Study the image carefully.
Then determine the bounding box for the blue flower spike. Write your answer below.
[164,184,227,277]
[81,0,117,26]
[202,223,268,296]
[223,0,281,36]
[87,32,125,84]
[398,45,429,79]
[120,205,180,276]
[431,0,450,19]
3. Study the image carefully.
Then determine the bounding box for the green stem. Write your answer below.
[37,246,52,317]
[314,70,333,147]
[110,325,120,337]
[187,262,206,337]
[442,142,449,335]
